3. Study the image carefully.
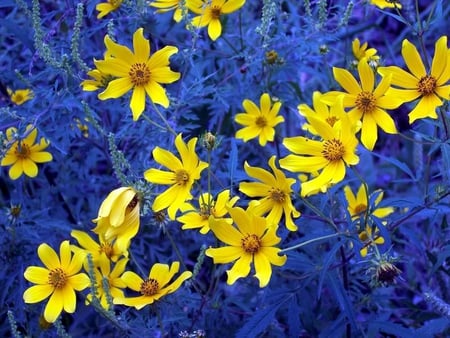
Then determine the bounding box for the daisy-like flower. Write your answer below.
[113,261,192,309]
[87,258,128,310]
[239,156,300,232]
[23,241,90,323]
[177,190,239,234]
[81,69,114,92]
[1,125,52,180]
[279,102,359,197]
[298,91,352,135]
[189,0,246,41]
[235,93,284,146]
[144,133,209,220]
[96,0,123,19]
[352,38,380,63]
[71,230,126,265]
[94,28,180,121]
[206,206,287,287]
[358,226,385,257]
[7,88,34,105]
[321,58,403,150]
[369,0,402,9]
[92,187,140,253]
[344,184,394,220]
[378,36,450,124]
[149,0,186,22]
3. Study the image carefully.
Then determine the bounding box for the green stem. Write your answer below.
[301,197,338,230]
[150,102,177,136]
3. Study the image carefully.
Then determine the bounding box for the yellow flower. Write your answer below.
[113,261,192,309]
[280,101,359,197]
[369,0,402,9]
[144,134,209,220]
[81,69,114,92]
[87,258,128,310]
[92,187,140,253]
[71,230,126,265]
[321,59,403,150]
[1,125,52,180]
[239,156,300,232]
[96,0,123,19]
[235,93,284,146]
[206,207,286,287]
[352,38,380,62]
[23,241,90,323]
[149,0,186,22]
[95,28,180,121]
[358,226,385,257]
[177,190,239,234]
[7,88,34,105]
[378,36,450,124]
[344,184,394,220]
[189,0,246,41]
[298,91,353,135]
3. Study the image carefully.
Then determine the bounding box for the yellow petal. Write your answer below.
[133,28,150,63]
[22,158,38,177]
[408,94,441,124]
[221,0,245,13]
[23,284,54,303]
[402,39,426,79]
[372,108,397,134]
[209,216,242,246]
[360,113,378,150]
[253,252,272,287]
[24,266,50,284]
[164,270,192,294]
[130,86,147,121]
[98,77,133,100]
[149,262,175,288]
[226,254,252,285]
[358,59,374,92]
[44,288,64,323]
[144,80,169,108]
[121,271,144,291]
[68,273,90,291]
[150,67,180,84]
[8,161,24,180]
[104,35,135,64]
[29,151,52,163]
[38,243,60,270]
[430,36,447,80]
[205,246,243,264]
[333,67,361,95]
[62,285,76,313]
[378,66,419,89]
[208,18,222,41]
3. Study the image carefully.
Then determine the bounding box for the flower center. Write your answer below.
[48,268,68,289]
[255,116,267,128]
[326,116,338,127]
[140,278,159,296]
[127,195,139,211]
[355,91,376,114]
[100,242,114,258]
[269,188,286,203]
[210,6,221,19]
[129,63,151,86]
[354,203,367,215]
[14,143,31,159]
[417,75,437,95]
[241,234,262,254]
[175,169,190,185]
[322,139,345,161]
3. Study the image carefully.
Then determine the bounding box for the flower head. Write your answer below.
[94,28,180,120]
[113,261,192,309]
[144,133,209,219]
[235,93,284,146]
[280,101,359,197]
[96,0,123,19]
[7,88,34,105]
[378,36,450,124]
[352,38,380,63]
[1,125,52,180]
[92,187,140,252]
[23,241,90,323]
[189,0,246,41]
[321,59,403,150]
[150,0,186,22]
[206,206,287,287]
[71,230,127,265]
[344,184,394,220]
[81,68,114,92]
[87,258,128,310]
[239,156,300,231]
[358,225,385,257]
[177,190,239,234]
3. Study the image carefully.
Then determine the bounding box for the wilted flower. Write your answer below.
[7,88,33,105]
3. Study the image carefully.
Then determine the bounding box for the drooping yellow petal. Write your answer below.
[23,284,54,303]
[144,80,169,108]
[44,288,64,323]
[130,86,147,121]
[121,271,144,292]
[226,254,252,285]
[208,18,222,41]
[205,246,243,264]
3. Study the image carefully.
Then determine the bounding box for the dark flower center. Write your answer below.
[140,278,159,296]
[322,139,345,161]
[417,75,437,95]
[241,234,262,254]
[129,63,151,86]
[355,91,376,114]
[48,268,68,289]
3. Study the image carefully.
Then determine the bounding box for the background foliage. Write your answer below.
[1,0,449,337]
